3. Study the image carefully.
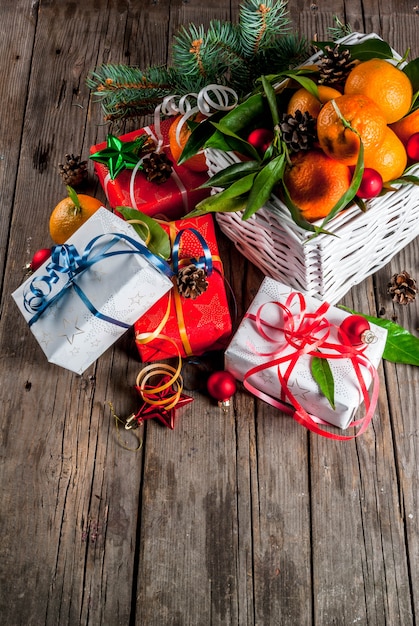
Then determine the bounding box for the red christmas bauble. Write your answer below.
[406,133,419,161]
[207,371,237,403]
[247,128,274,154]
[356,168,383,199]
[339,315,375,346]
[28,248,52,272]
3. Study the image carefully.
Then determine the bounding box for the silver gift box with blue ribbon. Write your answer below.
[12,207,173,374]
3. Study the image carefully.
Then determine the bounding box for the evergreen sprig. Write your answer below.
[87,0,308,122]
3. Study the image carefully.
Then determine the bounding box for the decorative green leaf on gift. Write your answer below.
[243,154,285,219]
[311,354,335,409]
[199,160,262,189]
[117,207,171,260]
[339,307,419,366]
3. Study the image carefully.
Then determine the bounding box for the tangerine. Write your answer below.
[49,187,102,244]
[364,126,407,182]
[316,94,387,166]
[283,149,352,222]
[168,114,208,172]
[287,85,342,118]
[344,58,413,124]
[389,108,419,146]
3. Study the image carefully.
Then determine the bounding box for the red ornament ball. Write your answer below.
[356,168,383,199]
[247,128,274,154]
[339,315,375,346]
[207,371,237,402]
[29,248,52,272]
[406,133,419,161]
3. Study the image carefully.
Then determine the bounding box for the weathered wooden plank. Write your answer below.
[0,0,37,291]
[0,2,146,625]
[1,1,419,625]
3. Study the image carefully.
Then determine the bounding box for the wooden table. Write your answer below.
[1,1,418,624]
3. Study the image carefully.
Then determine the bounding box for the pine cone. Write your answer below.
[318,44,357,87]
[142,152,173,183]
[58,153,88,187]
[176,264,208,299]
[387,270,417,304]
[280,111,317,152]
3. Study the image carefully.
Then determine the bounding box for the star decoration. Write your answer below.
[130,376,194,429]
[90,133,152,179]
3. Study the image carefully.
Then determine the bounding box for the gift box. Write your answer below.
[206,32,419,304]
[225,277,388,434]
[134,214,232,361]
[90,118,211,220]
[12,208,173,374]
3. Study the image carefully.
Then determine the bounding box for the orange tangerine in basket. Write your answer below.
[390,108,419,147]
[287,85,342,118]
[168,114,208,172]
[283,148,352,222]
[364,126,407,182]
[317,94,387,166]
[344,58,413,124]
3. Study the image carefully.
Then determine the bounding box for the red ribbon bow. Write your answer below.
[242,292,380,440]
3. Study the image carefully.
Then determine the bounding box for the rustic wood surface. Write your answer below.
[1,1,418,624]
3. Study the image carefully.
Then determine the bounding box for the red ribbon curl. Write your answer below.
[242,292,380,440]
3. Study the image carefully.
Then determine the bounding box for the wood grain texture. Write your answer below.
[0,1,418,625]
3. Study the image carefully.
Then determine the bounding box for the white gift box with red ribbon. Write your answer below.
[225,277,388,437]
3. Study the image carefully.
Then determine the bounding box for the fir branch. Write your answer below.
[328,16,353,40]
[239,0,290,58]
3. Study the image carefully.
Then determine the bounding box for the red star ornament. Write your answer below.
[133,380,193,430]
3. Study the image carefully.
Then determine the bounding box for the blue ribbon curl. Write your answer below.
[171,228,213,275]
[23,232,174,328]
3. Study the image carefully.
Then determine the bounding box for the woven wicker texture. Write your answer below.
[207,34,419,304]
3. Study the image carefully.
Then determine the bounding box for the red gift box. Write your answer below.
[90,118,211,220]
[134,214,232,361]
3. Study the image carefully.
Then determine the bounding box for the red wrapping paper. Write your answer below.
[134,214,232,362]
[90,118,211,220]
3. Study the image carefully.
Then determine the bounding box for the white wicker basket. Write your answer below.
[206,33,419,304]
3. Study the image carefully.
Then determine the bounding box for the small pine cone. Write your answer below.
[387,270,417,305]
[142,152,173,184]
[58,153,88,187]
[280,111,317,152]
[318,44,357,87]
[176,264,208,300]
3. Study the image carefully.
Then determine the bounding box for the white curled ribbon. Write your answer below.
[153,84,239,152]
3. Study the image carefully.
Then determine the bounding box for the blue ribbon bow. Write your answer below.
[23,232,174,328]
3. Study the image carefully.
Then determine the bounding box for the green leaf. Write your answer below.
[311,355,335,409]
[117,207,171,260]
[185,194,248,218]
[178,110,224,164]
[261,75,280,126]
[403,57,419,93]
[67,185,80,211]
[209,122,261,159]
[314,39,394,61]
[243,155,285,220]
[200,160,262,189]
[339,307,419,366]
[278,72,320,98]
[185,172,257,217]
